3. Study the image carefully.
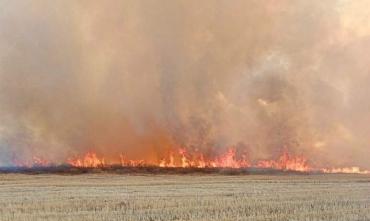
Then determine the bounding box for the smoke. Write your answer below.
[0,0,369,168]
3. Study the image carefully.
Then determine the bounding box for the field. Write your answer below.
[0,173,369,221]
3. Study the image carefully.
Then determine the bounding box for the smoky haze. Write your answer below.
[0,0,369,168]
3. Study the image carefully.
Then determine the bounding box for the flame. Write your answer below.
[64,148,369,174]
[256,151,310,172]
[215,148,251,168]
[159,153,175,168]
[156,148,251,169]
[67,152,105,168]
[179,148,190,168]
[16,148,368,174]
[198,155,206,168]
[322,167,369,174]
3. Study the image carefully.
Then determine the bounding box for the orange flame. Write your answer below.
[67,152,105,168]
[156,148,251,168]
[322,167,369,174]
[23,148,366,174]
[256,151,310,172]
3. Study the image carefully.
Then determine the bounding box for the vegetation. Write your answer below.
[0,174,369,221]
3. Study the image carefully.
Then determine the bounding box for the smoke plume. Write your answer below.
[0,0,369,168]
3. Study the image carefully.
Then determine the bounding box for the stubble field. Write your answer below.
[0,173,369,221]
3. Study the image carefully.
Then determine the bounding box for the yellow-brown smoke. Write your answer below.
[0,0,369,169]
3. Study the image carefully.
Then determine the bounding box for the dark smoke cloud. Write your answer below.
[0,0,369,168]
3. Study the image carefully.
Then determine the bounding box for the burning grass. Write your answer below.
[11,147,369,175]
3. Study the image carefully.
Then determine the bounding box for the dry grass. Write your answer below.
[0,174,369,221]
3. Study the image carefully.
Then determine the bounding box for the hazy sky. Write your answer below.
[0,0,370,168]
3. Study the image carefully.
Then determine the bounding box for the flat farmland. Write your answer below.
[0,174,369,221]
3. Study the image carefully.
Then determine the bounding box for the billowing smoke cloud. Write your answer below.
[0,0,369,168]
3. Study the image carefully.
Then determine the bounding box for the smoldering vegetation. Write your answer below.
[0,1,370,169]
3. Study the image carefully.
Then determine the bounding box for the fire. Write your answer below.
[67,152,105,168]
[159,153,175,168]
[18,148,369,174]
[179,148,189,168]
[198,155,206,168]
[322,167,370,174]
[256,151,310,172]
[215,148,250,168]
[157,148,251,169]
[119,154,145,167]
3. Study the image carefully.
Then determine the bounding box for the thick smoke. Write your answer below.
[0,0,369,168]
